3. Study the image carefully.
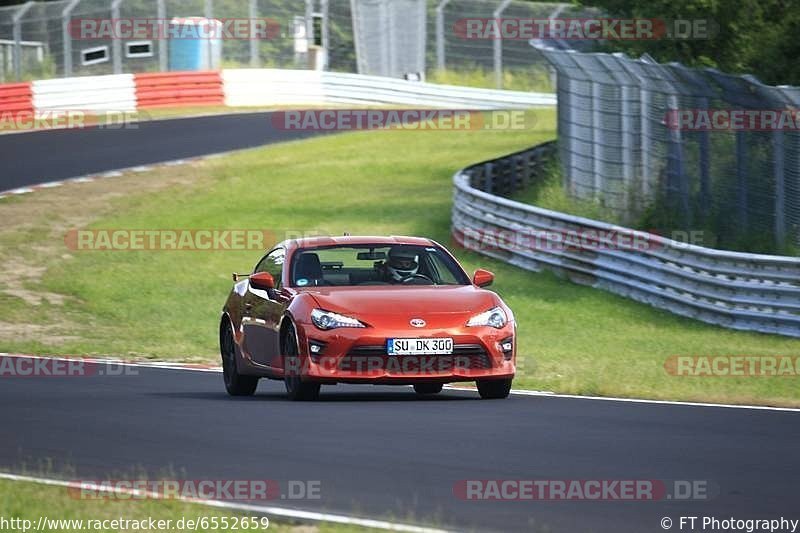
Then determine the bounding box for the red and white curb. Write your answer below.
[2,353,800,412]
[0,472,451,533]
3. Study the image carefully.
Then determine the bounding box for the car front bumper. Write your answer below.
[294,323,516,384]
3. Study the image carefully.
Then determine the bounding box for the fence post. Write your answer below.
[111,0,125,74]
[698,97,711,217]
[249,0,259,67]
[773,130,786,249]
[492,0,511,89]
[321,0,329,70]
[591,78,603,199]
[62,0,81,77]
[435,0,450,72]
[157,0,167,72]
[735,131,748,232]
[12,1,35,81]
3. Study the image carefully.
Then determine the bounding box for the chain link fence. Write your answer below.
[535,44,800,252]
[0,0,589,89]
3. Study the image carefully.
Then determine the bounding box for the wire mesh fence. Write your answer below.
[0,0,583,89]
[534,44,800,252]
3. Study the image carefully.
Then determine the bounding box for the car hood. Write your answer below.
[302,285,498,317]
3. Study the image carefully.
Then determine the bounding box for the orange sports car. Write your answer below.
[220,236,516,400]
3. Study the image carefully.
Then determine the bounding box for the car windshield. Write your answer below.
[290,244,470,287]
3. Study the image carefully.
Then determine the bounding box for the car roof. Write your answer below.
[284,235,435,250]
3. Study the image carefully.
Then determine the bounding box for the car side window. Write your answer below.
[254,248,285,288]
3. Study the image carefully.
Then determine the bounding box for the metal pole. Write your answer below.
[773,130,786,249]
[12,1,35,81]
[591,79,603,199]
[205,0,213,69]
[248,0,258,67]
[493,0,512,89]
[435,0,450,72]
[111,0,125,75]
[157,0,167,71]
[62,0,82,77]
[417,0,425,78]
[736,131,748,232]
[321,0,329,70]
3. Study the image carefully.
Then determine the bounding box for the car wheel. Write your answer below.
[476,378,512,399]
[283,323,320,401]
[220,321,258,396]
[413,383,443,395]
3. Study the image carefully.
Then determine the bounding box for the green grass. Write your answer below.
[1,106,799,406]
[427,67,554,93]
[0,478,375,533]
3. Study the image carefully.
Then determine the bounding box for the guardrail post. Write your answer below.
[111,0,125,74]
[773,130,786,249]
[492,0,511,89]
[435,0,450,72]
[12,2,34,81]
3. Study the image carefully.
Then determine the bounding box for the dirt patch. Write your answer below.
[0,159,216,345]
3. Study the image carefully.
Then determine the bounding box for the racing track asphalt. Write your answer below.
[1,362,798,533]
[0,112,326,192]
[2,116,799,532]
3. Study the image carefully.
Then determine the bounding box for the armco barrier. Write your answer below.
[223,69,556,109]
[135,72,224,108]
[0,82,33,114]
[452,141,800,338]
[33,75,136,112]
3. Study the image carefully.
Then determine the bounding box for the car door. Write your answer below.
[242,247,287,368]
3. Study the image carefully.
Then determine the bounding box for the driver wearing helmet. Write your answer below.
[381,246,419,283]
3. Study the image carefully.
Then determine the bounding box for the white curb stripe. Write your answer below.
[0,472,451,533]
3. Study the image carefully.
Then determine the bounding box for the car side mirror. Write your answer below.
[249,272,275,290]
[472,269,494,288]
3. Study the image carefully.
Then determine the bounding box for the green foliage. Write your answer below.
[580,0,800,85]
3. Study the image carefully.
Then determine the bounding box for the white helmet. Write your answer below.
[387,246,419,281]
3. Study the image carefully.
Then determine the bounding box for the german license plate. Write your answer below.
[387,338,453,355]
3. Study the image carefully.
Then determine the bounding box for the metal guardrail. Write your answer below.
[451,141,800,338]
[222,69,556,109]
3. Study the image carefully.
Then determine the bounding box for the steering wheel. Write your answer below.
[401,273,435,284]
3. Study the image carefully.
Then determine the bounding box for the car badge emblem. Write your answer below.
[410,318,426,328]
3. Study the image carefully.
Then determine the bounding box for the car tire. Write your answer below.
[283,323,321,401]
[476,378,512,399]
[413,383,443,395]
[220,321,259,397]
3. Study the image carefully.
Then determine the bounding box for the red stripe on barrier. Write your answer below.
[134,71,224,109]
[0,81,33,113]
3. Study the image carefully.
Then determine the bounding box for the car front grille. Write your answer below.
[345,343,492,371]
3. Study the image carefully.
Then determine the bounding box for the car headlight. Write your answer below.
[311,309,366,330]
[466,306,507,328]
